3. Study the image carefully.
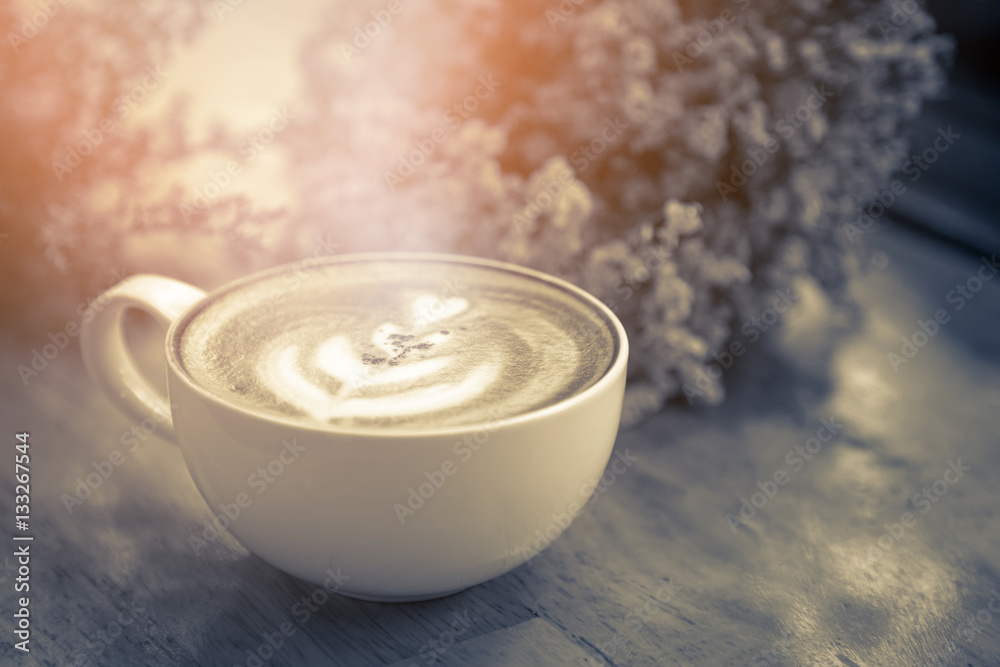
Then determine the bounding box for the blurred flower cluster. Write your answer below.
[1,0,951,425]
[287,0,951,424]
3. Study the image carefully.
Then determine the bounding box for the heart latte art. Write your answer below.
[177,258,617,429]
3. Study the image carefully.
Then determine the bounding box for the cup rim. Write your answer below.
[165,251,629,438]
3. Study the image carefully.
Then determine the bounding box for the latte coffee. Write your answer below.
[176,256,618,430]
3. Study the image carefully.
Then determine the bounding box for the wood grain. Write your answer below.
[1,225,999,666]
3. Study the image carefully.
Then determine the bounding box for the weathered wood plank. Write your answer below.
[1,225,999,666]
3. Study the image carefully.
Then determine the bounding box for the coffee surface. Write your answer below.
[177,258,617,430]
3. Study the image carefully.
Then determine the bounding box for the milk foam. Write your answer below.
[177,258,616,429]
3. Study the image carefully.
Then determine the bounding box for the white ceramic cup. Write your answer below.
[80,252,628,601]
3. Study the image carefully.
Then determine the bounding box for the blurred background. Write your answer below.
[2,3,1000,665]
[0,0,995,424]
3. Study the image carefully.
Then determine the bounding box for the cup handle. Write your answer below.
[80,275,206,442]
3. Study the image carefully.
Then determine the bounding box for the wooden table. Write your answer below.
[1,221,999,666]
